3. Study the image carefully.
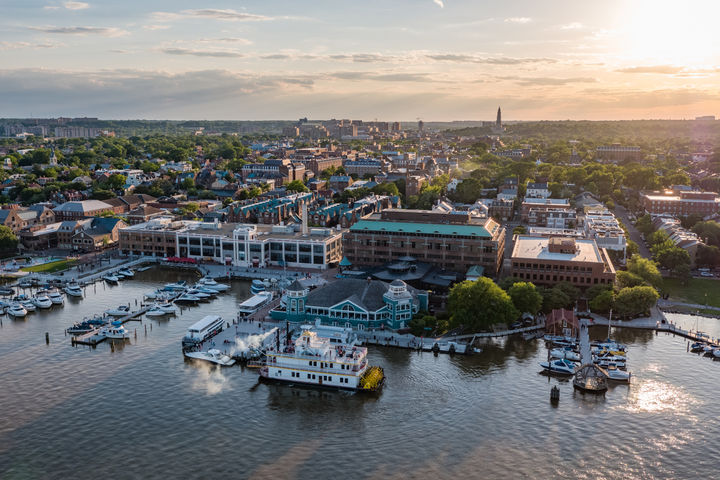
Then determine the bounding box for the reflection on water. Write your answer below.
[0,269,719,479]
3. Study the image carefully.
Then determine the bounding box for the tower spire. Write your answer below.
[496,106,502,127]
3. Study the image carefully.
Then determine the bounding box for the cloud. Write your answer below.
[143,24,170,31]
[560,22,584,30]
[199,37,253,45]
[0,41,61,50]
[43,6,60,10]
[426,54,556,65]
[259,54,291,60]
[504,17,531,24]
[328,71,432,82]
[28,26,128,36]
[615,65,685,74]
[64,1,89,10]
[498,76,597,86]
[328,53,398,63]
[433,0,444,7]
[162,47,246,58]
[152,9,270,22]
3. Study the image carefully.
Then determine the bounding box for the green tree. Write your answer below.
[627,255,662,288]
[507,282,543,314]
[512,226,527,235]
[371,182,400,197]
[635,214,654,237]
[285,180,308,193]
[448,278,518,331]
[614,286,659,318]
[106,174,127,191]
[589,290,615,313]
[540,286,571,312]
[616,270,646,289]
[0,225,18,253]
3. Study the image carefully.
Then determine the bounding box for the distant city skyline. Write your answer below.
[2,0,719,120]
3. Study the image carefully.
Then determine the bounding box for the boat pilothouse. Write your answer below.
[259,328,384,392]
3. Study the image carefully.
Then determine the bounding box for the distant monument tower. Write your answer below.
[492,107,505,134]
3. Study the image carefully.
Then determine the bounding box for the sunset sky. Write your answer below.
[2,0,719,120]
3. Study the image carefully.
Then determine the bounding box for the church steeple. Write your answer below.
[496,107,502,127]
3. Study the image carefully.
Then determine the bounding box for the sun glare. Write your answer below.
[622,0,720,67]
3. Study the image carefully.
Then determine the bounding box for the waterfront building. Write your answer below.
[119,218,342,270]
[270,278,428,330]
[510,236,616,288]
[342,209,505,275]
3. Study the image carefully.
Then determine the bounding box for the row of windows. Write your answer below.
[513,271,609,284]
[513,263,594,272]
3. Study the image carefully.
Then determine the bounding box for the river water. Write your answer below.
[1,268,719,479]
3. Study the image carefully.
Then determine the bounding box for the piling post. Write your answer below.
[110,341,115,352]
[145,324,147,336]
[45,332,49,344]
[550,386,560,404]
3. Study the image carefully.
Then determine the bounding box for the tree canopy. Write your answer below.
[448,278,518,331]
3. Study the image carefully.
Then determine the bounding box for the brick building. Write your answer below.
[342,209,506,275]
[641,190,720,216]
[510,236,616,288]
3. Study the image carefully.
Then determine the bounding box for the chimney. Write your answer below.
[302,201,308,235]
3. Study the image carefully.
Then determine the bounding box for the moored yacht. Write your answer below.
[47,289,64,305]
[100,321,131,339]
[539,359,577,375]
[105,305,131,316]
[118,268,134,278]
[33,293,53,309]
[64,284,83,297]
[7,303,28,317]
[250,279,268,294]
[199,277,230,292]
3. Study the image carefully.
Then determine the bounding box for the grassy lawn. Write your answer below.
[663,277,720,308]
[21,259,76,274]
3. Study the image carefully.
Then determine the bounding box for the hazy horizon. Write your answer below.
[2,0,719,120]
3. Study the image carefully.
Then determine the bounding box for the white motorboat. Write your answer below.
[33,294,53,309]
[185,289,211,300]
[175,293,200,304]
[21,300,37,312]
[103,275,119,285]
[199,277,230,292]
[146,307,170,317]
[47,290,64,305]
[539,359,577,375]
[144,289,167,300]
[193,286,218,296]
[604,362,631,382]
[250,279,267,294]
[155,302,177,313]
[595,357,627,370]
[713,348,720,358]
[184,348,236,366]
[7,303,28,317]
[118,268,134,278]
[550,348,581,362]
[64,284,83,297]
[100,321,130,339]
[163,281,187,291]
[105,305,131,316]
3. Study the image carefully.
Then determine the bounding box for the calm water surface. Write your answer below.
[1,268,719,479]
